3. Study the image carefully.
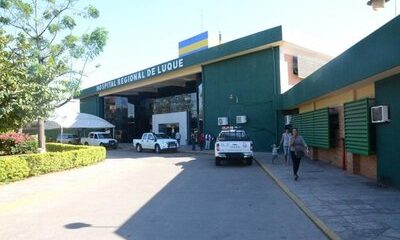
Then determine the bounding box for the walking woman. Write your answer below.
[289,128,309,181]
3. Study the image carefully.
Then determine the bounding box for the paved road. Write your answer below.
[0,150,326,240]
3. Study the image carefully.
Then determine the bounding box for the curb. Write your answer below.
[178,150,214,155]
[254,158,341,240]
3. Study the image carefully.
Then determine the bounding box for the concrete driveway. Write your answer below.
[0,150,326,240]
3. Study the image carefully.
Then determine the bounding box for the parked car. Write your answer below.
[215,127,253,166]
[133,132,178,153]
[56,133,80,144]
[80,132,118,149]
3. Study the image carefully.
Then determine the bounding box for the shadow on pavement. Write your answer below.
[110,154,326,240]
[64,222,118,229]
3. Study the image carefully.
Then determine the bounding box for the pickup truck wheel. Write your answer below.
[155,144,161,154]
[99,143,104,147]
[136,144,142,152]
[215,157,221,166]
[246,159,253,166]
[84,142,89,146]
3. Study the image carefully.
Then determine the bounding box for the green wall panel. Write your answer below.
[344,98,373,155]
[203,48,280,151]
[80,95,104,117]
[375,74,400,188]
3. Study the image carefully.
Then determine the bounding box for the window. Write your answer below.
[293,56,299,75]
[97,133,111,139]
[155,133,169,139]
[218,130,249,141]
[142,134,148,140]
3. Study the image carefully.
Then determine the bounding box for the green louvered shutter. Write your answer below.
[301,111,314,146]
[313,108,330,149]
[344,98,374,155]
[291,114,302,131]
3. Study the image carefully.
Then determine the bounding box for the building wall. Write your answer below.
[279,43,331,94]
[80,95,104,118]
[152,111,188,146]
[375,74,400,187]
[282,53,301,89]
[203,48,280,151]
[281,15,400,110]
[297,83,377,179]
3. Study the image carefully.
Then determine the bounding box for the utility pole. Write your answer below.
[200,8,204,32]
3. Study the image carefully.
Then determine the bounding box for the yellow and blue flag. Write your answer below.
[179,31,208,57]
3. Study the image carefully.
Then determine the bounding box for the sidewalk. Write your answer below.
[255,152,400,240]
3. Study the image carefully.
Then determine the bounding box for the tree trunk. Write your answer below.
[38,118,46,152]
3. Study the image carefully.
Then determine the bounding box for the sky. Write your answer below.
[80,0,398,89]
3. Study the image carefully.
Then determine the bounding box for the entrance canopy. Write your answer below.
[99,72,201,98]
[45,112,115,130]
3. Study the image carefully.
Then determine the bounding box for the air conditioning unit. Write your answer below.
[371,105,390,123]
[284,115,292,125]
[217,117,228,126]
[236,115,247,124]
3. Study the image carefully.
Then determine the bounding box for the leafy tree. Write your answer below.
[0,31,50,131]
[0,0,108,151]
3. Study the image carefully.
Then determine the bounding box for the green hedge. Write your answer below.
[0,156,30,182]
[46,143,89,152]
[0,143,106,183]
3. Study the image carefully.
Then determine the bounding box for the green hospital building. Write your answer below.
[79,16,400,188]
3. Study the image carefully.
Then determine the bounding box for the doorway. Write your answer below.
[158,123,179,138]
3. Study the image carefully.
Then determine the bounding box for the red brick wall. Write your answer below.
[359,154,377,179]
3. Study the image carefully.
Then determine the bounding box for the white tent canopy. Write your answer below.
[45,112,115,130]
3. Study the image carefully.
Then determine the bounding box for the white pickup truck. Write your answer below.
[80,131,118,149]
[133,132,178,153]
[215,128,253,166]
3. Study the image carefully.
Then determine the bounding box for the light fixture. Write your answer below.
[229,94,238,104]
[367,0,390,11]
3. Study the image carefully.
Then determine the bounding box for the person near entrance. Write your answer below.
[205,133,212,150]
[279,128,292,165]
[289,128,309,181]
[191,131,197,151]
[198,132,205,151]
[175,131,181,146]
